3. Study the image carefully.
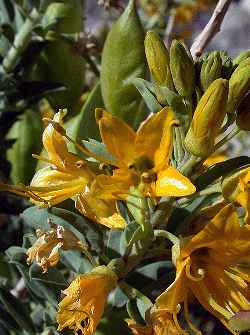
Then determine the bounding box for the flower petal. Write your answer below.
[135,107,170,160]
[96,109,136,167]
[155,166,196,197]
[76,193,126,229]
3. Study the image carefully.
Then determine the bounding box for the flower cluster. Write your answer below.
[2,2,250,334]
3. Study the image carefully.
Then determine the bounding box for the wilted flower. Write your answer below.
[156,205,250,333]
[57,266,117,334]
[27,223,85,273]
[94,107,195,199]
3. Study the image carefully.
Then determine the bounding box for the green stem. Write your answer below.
[151,197,175,228]
[178,183,221,207]
[179,155,201,176]
[1,7,44,73]
[81,248,99,267]
[215,127,241,151]
[154,230,179,244]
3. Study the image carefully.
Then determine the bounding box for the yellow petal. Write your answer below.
[43,111,69,168]
[96,109,136,167]
[154,108,178,169]
[155,167,196,197]
[135,107,172,161]
[29,167,89,206]
[76,193,126,229]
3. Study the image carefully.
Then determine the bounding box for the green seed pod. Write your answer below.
[233,50,250,67]
[236,91,250,130]
[144,31,174,90]
[170,39,195,97]
[226,64,250,114]
[200,51,222,91]
[100,0,146,127]
[184,79,229,158]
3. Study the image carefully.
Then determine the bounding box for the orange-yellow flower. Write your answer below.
[156,205,250,334]
[57,266,117,335]
[94,107,195,199]
[0,111,126,229]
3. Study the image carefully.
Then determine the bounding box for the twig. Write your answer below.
[190,0,232,61]
[165,11,176,48]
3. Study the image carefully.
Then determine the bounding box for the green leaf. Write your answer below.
[0,287,36,335]
[29,264,68,287]
[96,307,130,335]
[82,139,117,164]
[195,156,250,191]
[31,0,85,114]
[66,82,103,153]
[132,78,162,113]
[159,86,189,128]
[60,250,93,274]
[126,291,152,324]
[7,109,42,184]
[100,0,147,127]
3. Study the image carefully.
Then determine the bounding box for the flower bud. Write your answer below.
[170,39,195,97]
[144,31,174,90]
[226,64,250,114]
[200,51,222,91]
[185,79,229,158]
[236,91,250,130]
[233,50,250,66]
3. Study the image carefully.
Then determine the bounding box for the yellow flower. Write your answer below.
[29,110,94,206]
[0,110,125,229]
[95,107,195,199]
[222,166,250,224]
[127,307,180,335]
[156,204,250,334]
[27,223,85,273]
[57,266,117,334]
[0,110,94,207]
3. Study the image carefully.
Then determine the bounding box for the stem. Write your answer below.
[82,53,100,77]
[179,155,201,176]
[81,248,99,267]
[215,127,241,151]
[154,230,179,245]
[165,11,176,48]
[190,0,232,60]
[151,197,175,228]
[1,7,44,73]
